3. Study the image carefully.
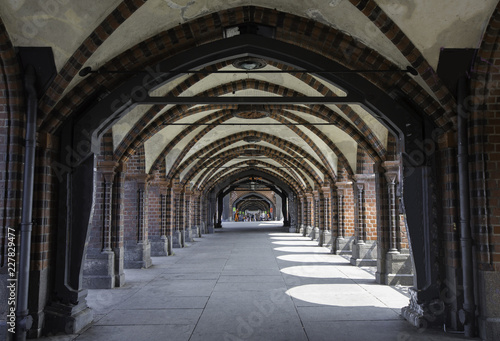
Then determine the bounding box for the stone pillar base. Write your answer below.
[311,227,320,241]
[207,225,214,233]
[172,230,183,248]
[350,241,377,266]
[124,242,152,269]
[322,231,332,247]
[383,250,413,285]
[477,270,500,340]
[180,228,186,246]
[289,227,297,233]
[317,229,325,246]
[83,250,115,289]
[306,226,313,239]
[44,299,93,335]
[185,227,194,242]
[335,236,353,255]
[114,247,125,287]
[150,236,170,256]
[192,226,201,238]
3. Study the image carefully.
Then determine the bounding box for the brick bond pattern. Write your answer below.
[470,1,500,272]
[5,2,498,336]
[38,6,453,135]
[0,16,25,266]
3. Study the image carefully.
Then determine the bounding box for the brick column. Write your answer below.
[112,164,126,286]
[314,190,324,244]
[350,174,377,266]
[29,132,59,337]
[321,185,332,247]
[150,180,171,256]
[305,192,314,237]
[300,195,307,236]
[329,185,338,253]
[192,191,202,237]
[184,190,194,242]
[335,182,354,254]
[124,174,152,268]
[83,160,118,288]
[378,161,413,285]
[172,184,184,247]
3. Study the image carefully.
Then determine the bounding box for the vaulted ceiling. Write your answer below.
[1,0,497,195]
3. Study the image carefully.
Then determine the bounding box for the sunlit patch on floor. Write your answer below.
[280,265,346,278]
[273,246,329,253]
[277,254,345,264]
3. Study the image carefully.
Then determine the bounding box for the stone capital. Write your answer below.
[97,160,119,183]
[356,182,365,192]
[133,174,151,190]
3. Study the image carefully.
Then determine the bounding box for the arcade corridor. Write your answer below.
[2,1,500,340]
[39,223,467,341]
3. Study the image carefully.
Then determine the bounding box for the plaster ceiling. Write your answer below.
[1,0,497,195]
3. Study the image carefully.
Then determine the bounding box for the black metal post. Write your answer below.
[457,75,476,337]
[15,65,36,341]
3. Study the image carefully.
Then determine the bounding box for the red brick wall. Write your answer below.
[123,146,147,245]
[364,179,377,242]
[32,133,59,270]
[0,17,25,266]
[470,3,500,271]
[343,185,355,238]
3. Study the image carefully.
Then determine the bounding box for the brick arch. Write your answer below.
[114,59,385,166]
[123,79,384,176]
[232,191,276,204]
[147,109,235,174]
[270,110,356,176]
[175,132,329,186]
[124,143,146,174]
[183,143,324,189]
[194,157,310,193]
[203,167,302,196]
[115,104,236,162]
[0,16,25,238]
[469,1,500,270]
[38,5,453,135]
[275,105,386,160]
[347,0,455,113]
[100,129,114,160]
[200,160,307,195]
[37,0,148,123]
[147,108,358,181]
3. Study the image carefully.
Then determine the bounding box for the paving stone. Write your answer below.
[38,222,469,341]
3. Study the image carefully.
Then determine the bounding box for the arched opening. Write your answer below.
[2,3,499,340]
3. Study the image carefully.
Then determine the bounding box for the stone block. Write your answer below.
[114,247,125,287]
[150,237,169,256]
[172,230,183,248]
[44,300,93,335]
[124,242,152,269]
[83,251,115,289]
[350,241,377,266]
[335,236,354,255]
[477,270,500,340]
[185,227,194,242]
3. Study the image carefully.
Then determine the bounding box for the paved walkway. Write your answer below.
[42,222,473,341]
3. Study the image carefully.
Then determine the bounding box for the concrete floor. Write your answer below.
[40,222,475,341]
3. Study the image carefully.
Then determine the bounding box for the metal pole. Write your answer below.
[457,75,476,337]
[15,65,37,341]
